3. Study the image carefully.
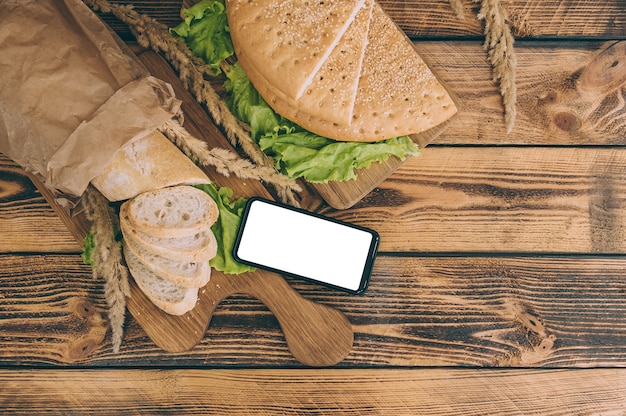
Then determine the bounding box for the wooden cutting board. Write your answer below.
[29,3,457,365]
[126,267,354,366]
[312,118,457,209]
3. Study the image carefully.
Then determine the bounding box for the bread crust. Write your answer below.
[124,243,199,315]
[122,185,219,239]
[226,0,366,100]
[91,130,210,202]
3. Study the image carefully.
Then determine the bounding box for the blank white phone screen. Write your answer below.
[235,199,376,292]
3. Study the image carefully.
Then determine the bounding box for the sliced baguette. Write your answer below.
[124,243,199,316]
[120,211,218,263]
[123,185,219,238]
[124,234,211,288]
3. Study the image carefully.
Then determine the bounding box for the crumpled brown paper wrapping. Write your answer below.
[0,0,183,199]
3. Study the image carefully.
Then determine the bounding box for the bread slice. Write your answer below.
[124,233,211,288]
[235,2,458,142]
[284,0,373,125]
[91,130,210,202]
[226,0,366,100]
[120,213,218,263]
[122,185,219,238]
[124,243,199,315]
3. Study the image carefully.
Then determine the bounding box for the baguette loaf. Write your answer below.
[124,243,199,315]
[91,130,210,202]
[123,185,219,238]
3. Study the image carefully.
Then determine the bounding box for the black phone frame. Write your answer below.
[233,197,380,295]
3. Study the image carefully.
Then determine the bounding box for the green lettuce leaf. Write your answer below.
[171,2,420,183]
[225,63,420,182]
[223,62,284,140]
[170,0,233,74]
[81,231,96,267]
[259,129,420,183]
[195,183,255,274]
[81,226,122,269]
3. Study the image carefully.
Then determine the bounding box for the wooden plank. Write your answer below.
[126,40,626,147]
[1,368,625,415]
[4,145,626,255]
[0,155,79,253]
[0,254,109,364]
[141,39,626,146]
[3,254,626,368]
[417,40,626,144]
[352,256,626,367]
[328,146,626,254]
[381,0,626,39]
[95,0,626,40]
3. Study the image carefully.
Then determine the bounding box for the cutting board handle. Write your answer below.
[127,269,354,367]
[234,270,354,367]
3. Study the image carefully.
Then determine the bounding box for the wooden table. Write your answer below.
[2,0,625,414]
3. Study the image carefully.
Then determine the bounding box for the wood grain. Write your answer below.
[416,40,626,144]
[380,0,626,38]
[352,256,626,367]
[329,146,626,254]
[3,254,626,368]
[1,368,625,415]
[4,145,626,256]
[0,254,108,364]
[0,155,80,253]
[95,0,626,40]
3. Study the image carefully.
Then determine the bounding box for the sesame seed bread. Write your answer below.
[122,185,219,238]
[124,242,199,316]
[124,232,212,289]
[294,0,372,125]
[230,1,458,142]
[233,0,373,126]
[226,0,366,100]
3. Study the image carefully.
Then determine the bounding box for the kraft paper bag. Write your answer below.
[0,0,183,199]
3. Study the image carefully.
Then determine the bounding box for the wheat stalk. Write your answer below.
[449,0,465,19]
[474,0,517,133]
[83,0,300,204]
[82,185,130,353]
[159,119,302,206]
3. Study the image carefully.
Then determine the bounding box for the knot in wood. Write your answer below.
[538,89,559,105]
[553,112,580,132]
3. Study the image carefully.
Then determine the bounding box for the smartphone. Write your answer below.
[233,197,379,294]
